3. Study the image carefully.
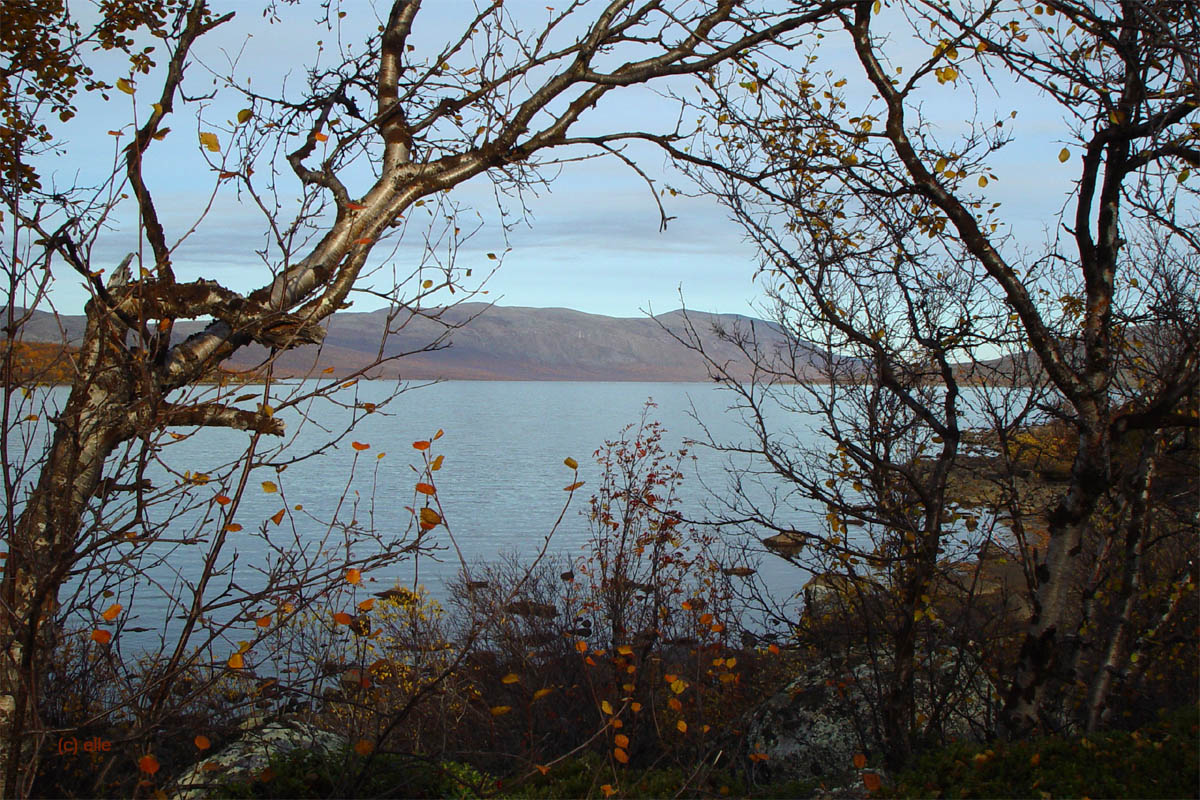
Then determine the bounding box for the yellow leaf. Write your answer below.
[502,673,520,684]
[151,102,163,115]
[676,720,687,733]
[431,455,445,471]
[601,700,614,715]
[116,77,135,95]
[422,279,433,289]
[199,131,220,152]
[237,108,253,124]
[419,507,441,526]
[490,705,512,716]
[227,652,244,669]
[564,457,578,469]
[261,481,277,493]
[978,175,988,187]
[617,645,633,655]
[670,678,686,695]
[934,157,948,173]
[533,687,555,700]
[1058,147,1070,163]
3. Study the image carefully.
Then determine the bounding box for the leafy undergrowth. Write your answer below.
[890,705,1199,799]
[211,747,488,799]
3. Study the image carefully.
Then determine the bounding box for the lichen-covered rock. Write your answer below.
[170,720,342,799]
[745,646,994,787]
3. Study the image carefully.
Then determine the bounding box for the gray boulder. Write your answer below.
[170,720,342,799]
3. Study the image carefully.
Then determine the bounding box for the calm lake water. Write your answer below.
[16,381,825,651]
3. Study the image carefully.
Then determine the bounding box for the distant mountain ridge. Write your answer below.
[10,303,826,381]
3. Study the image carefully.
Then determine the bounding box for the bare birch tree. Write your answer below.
[654,0,1198,753]
[0,1,853,795]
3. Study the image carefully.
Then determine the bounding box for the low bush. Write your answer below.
[891,705,1199,799]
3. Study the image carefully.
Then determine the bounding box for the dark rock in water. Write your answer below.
[763,531,808,556]
[504,600,558,618]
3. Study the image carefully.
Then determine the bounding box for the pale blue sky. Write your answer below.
[31,1,1077,320]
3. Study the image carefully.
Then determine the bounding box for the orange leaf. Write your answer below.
[534,764,550,775]
[138,755,160,775]
[419,507,441,526]
[613,747,628,764]
[270,509,286,526]
[611,719,623,730]
[91,629,112,644]
[345,568,362,585]
[699,613,714,625]
[355,237,373,245]
[256,615,272,628]
[351,441,370,451]
[412,440,430,451]
[194,735,211,751]
[227,652,244,669]
[664,674,677,683]
[853,753,867,769]
[630,702,642,713]
[224,523,243,532]
[357,598,375,612]
[322,366,336,374]
[102,603,122,622]
[261,480,277,493]
[490,705,512,716]
[601,785,616,797]
[214,495,232,506]
[433,428,444,440]
[768,644,780,655]
[345,202,367,210]
[676,720,687,733]
[259,767,276,783]
[532,688,555,701]
[862,772,882,792]
[575,641,588,653]
[668,698,682,712]
[333,612,353,625]
[313,131,329,142]
[431,455,444,471]
[501,673,520,684]
[563,481,585,491]
[341,380,358,389]
[614,734,629,749]
[415,482,436,495]
[354,739,374,756]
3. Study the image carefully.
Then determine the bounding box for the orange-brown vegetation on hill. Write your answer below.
[2,340,77,385]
